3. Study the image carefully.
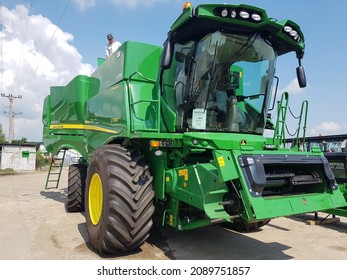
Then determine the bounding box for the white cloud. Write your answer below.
[0,5,94,142]
[108,0,168,9]
[280,78,307,95]
[73,0,96,11]
[310,121,343,136]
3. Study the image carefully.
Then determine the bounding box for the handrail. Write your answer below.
[273,92,308,151]
[273,91,289,147]
[294,100,308,151]
[129,71,156,83]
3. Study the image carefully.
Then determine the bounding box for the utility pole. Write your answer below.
[3,110,22,142]
[1,93,22,143]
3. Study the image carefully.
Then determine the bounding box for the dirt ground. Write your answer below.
[0,168,346,260]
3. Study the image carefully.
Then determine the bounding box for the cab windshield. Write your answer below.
[162,31,277,134]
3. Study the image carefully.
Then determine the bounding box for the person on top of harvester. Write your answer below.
[105,33,121,59]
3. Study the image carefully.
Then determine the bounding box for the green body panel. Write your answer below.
[42,3,346,231]
[165,163,230,219]
[49,75,97,124]
[171,4,304,57]
[43,41,161,157]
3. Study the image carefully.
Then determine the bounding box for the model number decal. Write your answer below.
[217,156,225,167]
[178,169,188,180]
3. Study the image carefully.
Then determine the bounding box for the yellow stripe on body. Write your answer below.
[50,124,117,134]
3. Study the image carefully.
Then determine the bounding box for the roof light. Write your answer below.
[182,2,192,11]
[240,11,250,19]
[294,35,300,41]
[284,26,292,32]
[221,8,228,17]
[251,13,261,21]
[231,9,237,18]
[290,30,298,36]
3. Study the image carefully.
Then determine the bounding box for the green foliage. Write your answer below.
[36,153,49,169]
[0,124,5,144]
[0,168,15,175]
[11,137,27,145]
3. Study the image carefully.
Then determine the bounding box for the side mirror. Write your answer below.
[160,39,173,69]
[296,65,307,88]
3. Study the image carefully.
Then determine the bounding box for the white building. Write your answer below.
[0,144,37,171]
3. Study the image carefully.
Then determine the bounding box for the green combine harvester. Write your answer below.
[42,2,347,254]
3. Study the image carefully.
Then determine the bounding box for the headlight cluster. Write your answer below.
[214,7,262,22]
[283,25,301,42]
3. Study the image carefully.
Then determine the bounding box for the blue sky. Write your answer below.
[0,0,346,141]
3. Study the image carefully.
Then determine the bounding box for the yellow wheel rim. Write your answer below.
[89,173,103,225]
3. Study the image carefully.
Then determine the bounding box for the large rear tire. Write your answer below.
[66,164,86,212]
[85,144,155,254]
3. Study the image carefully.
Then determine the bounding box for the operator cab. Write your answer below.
[160,4,306,135]
[163,31,275,134]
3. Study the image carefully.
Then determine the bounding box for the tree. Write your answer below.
[11,137,27,145]
[0,124,6,144]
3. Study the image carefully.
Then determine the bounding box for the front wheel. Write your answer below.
[85,145,155,254]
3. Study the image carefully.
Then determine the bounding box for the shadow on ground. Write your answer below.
[40,187,293,260]
[75,221,292,260]
[289,213,347,234]
[40,187,67,204]
[147,224,292,260]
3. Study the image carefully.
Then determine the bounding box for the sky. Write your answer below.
[0,0,347,142]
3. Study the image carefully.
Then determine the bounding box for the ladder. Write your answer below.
[45,150,66,189]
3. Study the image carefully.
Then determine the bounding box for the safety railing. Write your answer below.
[273,92,308,150]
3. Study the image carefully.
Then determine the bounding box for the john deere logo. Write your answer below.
[302,198,308,205]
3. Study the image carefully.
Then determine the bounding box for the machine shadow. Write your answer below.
[40,186,68,204]
[147,224,292,260]
[42,184,292,260]
[289,213,347,234]
[75,219,292,260]
[41,186,292,260]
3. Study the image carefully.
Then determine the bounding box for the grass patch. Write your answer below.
[0,168,16,175]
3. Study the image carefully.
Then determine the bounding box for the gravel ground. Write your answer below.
[0,168,346,260]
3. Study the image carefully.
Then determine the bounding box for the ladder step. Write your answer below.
[45,149,66,190]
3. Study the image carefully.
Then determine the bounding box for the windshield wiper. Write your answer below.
[182,44,199,130]
[210,32,260,93]
[203,42,219,111]
[237,93,265,102]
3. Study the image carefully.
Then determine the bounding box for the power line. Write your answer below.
[12,0,34,94]
[24,0,71,92]
[1,0,4,94]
